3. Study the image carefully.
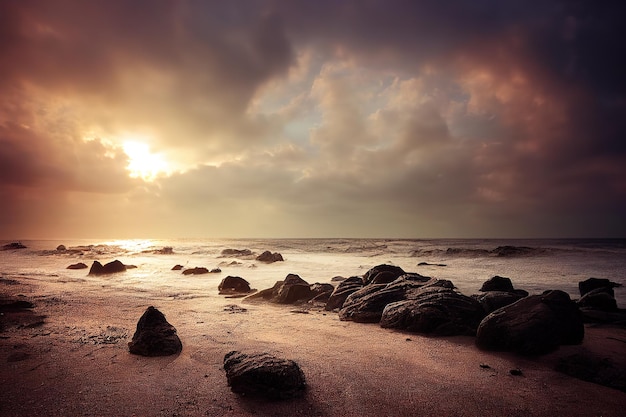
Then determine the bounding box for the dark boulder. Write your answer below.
[67,262,88,270]
[88,260,126,275]
[472,291,527,314]
[256,251,284,263]
[476,290,584,355]
[171,264,184,270]
[1,242,27,250]
[338,274,432,323]
[275,274,312,304]
[222,248,253,257]
[310,283,334,298]
[223,351,306,400]
[578,288,618,311]
[56,245,66,251]
[480,276,514,292]
[182,267,209,275]
[579,278,621,297]
[363,264,405,285]
[219,276,252,294]
[128,306,182,356]
[325,276,364,311]
[381,283,486,336]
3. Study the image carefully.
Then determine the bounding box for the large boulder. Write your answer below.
[325,276,364,311]
[128,306,182,356]
[380,283,486,336]
[219,276,252,295]
[578,278,621,297]
[476,290,584,355]
[256,251,284,263]
[88,260,126,275]
[223,351,306,400]
[479,276,514,292]
[472,291,527,314]
[363,264,406,285]
[578,288,618,311]
[338,274,432,323]
[275,274,312,304]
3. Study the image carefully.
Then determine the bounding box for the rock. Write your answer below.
[363,264,405,285]
[67,262,88,270]
[476,290,584,355]
[128,306,182,356]
[222,249,253,257]
[56,245,66,251]
[210,268,222,273]
[256,251,284,263]
[1,242,26,250]
[578,288,618,311]
[244,281,284,302]
[338,274,433,323]
[579,278,621,297]
[182,267,209,275]
[171,264,184,270]
[308,283,334,303]
[417,262,447,267]
[223,351,306,400]
[325,276,364,311]
[331,276,346,282]
[275,274,312,304]
[380,283,486,336]
[219,276,252,294]
[88,260,126,275]
[472,291,527,313]
[479,276,514,292]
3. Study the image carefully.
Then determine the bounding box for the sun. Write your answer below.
[122,141,170,181]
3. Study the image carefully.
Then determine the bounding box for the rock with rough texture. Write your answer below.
[578,288,618,311]
[219,276,252,294]
[223,351,306,400]
[256,251,284,263]
[128,306,182,356]
[472,291,527,313]
[182,267,209,275]
[479,276,515,292]
[476,290,584,355]
[88,260,126,275]
[381,283,486,336]
[67,262,88,270]
[325,276,364,311]
[339,274,433,323]
[579,278,621,297]
[275,274,312,304]
[363,264,405,285]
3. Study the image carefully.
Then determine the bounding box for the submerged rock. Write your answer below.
[221,248,253,257]
[182,267,209,275]
[1,242,26,250]
[476,290,584,355]
[223,351,306,400]
[67,262,88,270]
[128,306,182,356]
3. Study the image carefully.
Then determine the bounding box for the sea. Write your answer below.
[1,238,625,306]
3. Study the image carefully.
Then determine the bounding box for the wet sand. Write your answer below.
[1,274,625,417]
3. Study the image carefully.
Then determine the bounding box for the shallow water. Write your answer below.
[1,238,625,306]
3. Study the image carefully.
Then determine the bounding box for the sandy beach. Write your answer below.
[1,272,625,417]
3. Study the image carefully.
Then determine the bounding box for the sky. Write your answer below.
[1,0,624,239]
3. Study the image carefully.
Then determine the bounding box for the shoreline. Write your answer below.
[1,273,625,416]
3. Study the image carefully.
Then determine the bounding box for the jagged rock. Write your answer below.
[338,274,433,323]
[182,267,209,275]
[67,262,88,270]
[363,264,405,285]
[223,351,306,399]
[472,291,527,313]
[219,276,252,294]
[128,306,182,356]
[381,283,486,336]
[476,290,584,355]
[256,251,284,263]
[325,276,364,311]
[579,278,621,297]
[88,260,126,275]
[480,276,514,292]
[171,264,184,270]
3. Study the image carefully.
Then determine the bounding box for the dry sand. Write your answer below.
[1,274,625,417]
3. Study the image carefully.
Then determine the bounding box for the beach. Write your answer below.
[2,260,625,417]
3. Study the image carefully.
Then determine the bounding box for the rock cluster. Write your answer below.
[88,260,127,275]
[256,251,284,263]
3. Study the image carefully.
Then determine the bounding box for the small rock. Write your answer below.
[67,262,88,270]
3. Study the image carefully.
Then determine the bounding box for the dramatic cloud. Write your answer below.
[1,0,624,238]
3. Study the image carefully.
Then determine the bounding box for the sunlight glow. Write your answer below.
[123,141,170,181]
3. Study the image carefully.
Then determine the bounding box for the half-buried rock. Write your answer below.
[223,351,306,400]
[128,306,182,356]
